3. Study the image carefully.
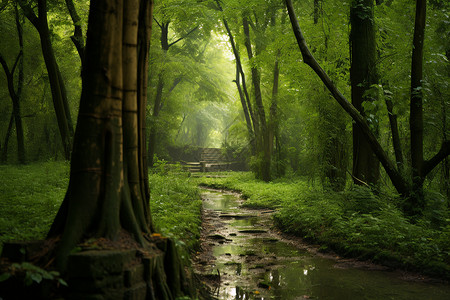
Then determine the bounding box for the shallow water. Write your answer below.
[196,190,450,300]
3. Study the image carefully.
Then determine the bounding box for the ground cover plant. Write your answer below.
[0,161,202,257]
[197,172,450,280]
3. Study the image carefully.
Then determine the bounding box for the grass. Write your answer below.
[0,162,68,251]
[196,172,450,280]
[0,161,202,258]
[2,162,449,279]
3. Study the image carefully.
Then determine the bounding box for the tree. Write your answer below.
[0,2,25,163]
[350,0,380,185]
[45,6,191,298]
[18,0,74,160]
[148,15,197,167]
[285,0,450,216]
[215,0,284,181]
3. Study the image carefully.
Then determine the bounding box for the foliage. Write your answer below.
[0,261,67,287]
[149,164,203,258]
[199,172,450,278]
[0,162,203,260]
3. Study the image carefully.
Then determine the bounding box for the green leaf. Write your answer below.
[29,272,43,284]
[0,273,11,282]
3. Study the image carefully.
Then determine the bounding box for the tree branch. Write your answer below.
[153,17,162,29]
[168,25,199,48]
[17,0,39,29]
[64,0,84,60]
[11,51,22,75]
[0,52,11,77]
[422,140,450,178]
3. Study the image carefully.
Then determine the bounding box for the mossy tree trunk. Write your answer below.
[47,0,155,271]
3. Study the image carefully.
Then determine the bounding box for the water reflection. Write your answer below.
[199,190,450,299]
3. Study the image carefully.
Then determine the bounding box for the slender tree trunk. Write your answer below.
[314,0,321,25]
[0,4,26,163]
[0,54,25,164]
[408,0,427,214]
[269,53,279,157]
[214,0,258,139]
[243,16,271,181]
[18,0,74,160]
[385,96,404,171]
[235,61,255,154]
[1,113,14,163]
[350,0,380,185]
[148,73,164,167]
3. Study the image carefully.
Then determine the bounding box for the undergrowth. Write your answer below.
[0,161,202,259]
[149,160,202,257]
[197,172,450,279]
[0,162,68,252]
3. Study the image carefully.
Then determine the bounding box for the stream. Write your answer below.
[193,189,450,300]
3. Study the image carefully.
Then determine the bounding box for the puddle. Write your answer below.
[194,189,450,299]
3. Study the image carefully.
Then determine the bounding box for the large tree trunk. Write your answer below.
[350,0,380,185]
[45,3,193,295]
[48,0,154,271]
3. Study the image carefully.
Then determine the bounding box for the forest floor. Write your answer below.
[0,162,449,283]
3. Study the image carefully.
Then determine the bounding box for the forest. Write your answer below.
[0,0,449,299]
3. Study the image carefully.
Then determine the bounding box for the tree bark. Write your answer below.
[350,0,380,185]
[385,96,404,170]
[409,0,427,209]
[48,0,154,270]
[1,112,14,163]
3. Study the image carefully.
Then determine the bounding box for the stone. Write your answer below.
[124,282,147,300]
[67,250,137,279]
[124,264,145,288]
